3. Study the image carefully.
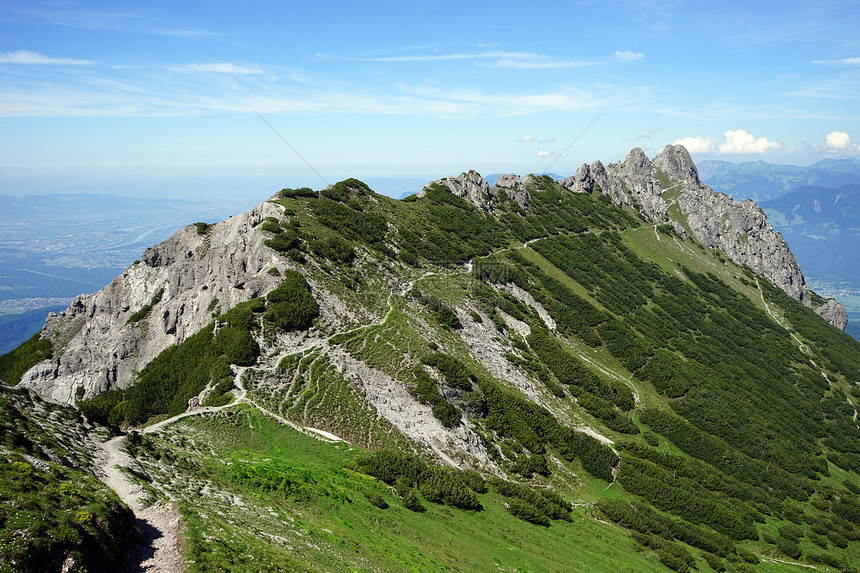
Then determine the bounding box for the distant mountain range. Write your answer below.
[698,157,860,202]
[759,183,860,292]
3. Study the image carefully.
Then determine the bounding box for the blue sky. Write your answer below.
[2,0,860,196]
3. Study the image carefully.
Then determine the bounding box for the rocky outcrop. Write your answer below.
[652,143,701,186]
[494,174,531,210]
[20,199,288,404]
[423,171,493,210]
[677,188,808,301]
[423,171,532,212]
[562,149,668,220]
[816,299,849,331]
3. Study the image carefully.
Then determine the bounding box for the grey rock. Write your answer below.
[422,171,493,210]
[676,187,808,302]
[652,144,701,186]
[559,144,843,329]
[493,173,531,210]
[815,298,849,331]
[20,199,288,405]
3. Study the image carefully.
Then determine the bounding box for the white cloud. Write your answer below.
[518,134,536,143]
[0,50,94,65]
[174,62,262,75]
[718,129,783,154]
[812,57,860,65]
[638,128,660,139]
[824,130,852,149]
[615,51,645,62]
[539,136,556,143]
[673,136,715,153]
[537,150,552,158]
[673,129,784,155]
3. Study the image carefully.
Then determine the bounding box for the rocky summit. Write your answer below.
[3,146,860,573]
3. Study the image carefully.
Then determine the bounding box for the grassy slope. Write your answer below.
[159,180,860,571]
[134,406,673,573]
[0,386,137,573]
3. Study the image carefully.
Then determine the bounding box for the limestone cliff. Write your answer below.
[20,200,287,404]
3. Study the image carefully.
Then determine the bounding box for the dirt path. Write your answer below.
[96,436,184,573]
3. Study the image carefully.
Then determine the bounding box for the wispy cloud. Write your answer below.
[489,56,600,69]
[0,50,94,65]
[812,57,860,65]
[638,128,660,139]
[615,51,645,62]
[539,136,556,143]
[317,50,599,69]
[518,134,536,143]
[3,4,212,37]
[173,63,262,75]
[537,150,552,158]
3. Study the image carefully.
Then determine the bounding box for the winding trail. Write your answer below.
[94,373,350,572]
[96,437,184,573]
[90,289,403,571]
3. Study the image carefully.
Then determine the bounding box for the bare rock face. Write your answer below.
[563,149,668,220]
[816,299,849,331]
[494,173,531,210]
[677,188,808,301]
[20,199,287,404]
[424,171,532,212]
[652,143,701,186]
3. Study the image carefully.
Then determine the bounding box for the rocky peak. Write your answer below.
[620,147,653,189]
[19,199,287,404]
[653,144,701,186]
[424,171,533,212]
[423,171,492,210]
[815,298,849,331]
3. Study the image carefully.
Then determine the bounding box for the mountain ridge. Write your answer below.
[16,145,848,407]
[4,146,860,572]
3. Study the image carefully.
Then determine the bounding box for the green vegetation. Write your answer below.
[9,171,860,571]
[123,406,677,572]
[409,288,461,329]
[0,332,52,385]
[264,270,320,331]
[126,287,164,325]
[81,296,274,426]
[411,365,461,427]
[0,387,137,572]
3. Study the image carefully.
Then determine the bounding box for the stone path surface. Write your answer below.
[96,436,184,573]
